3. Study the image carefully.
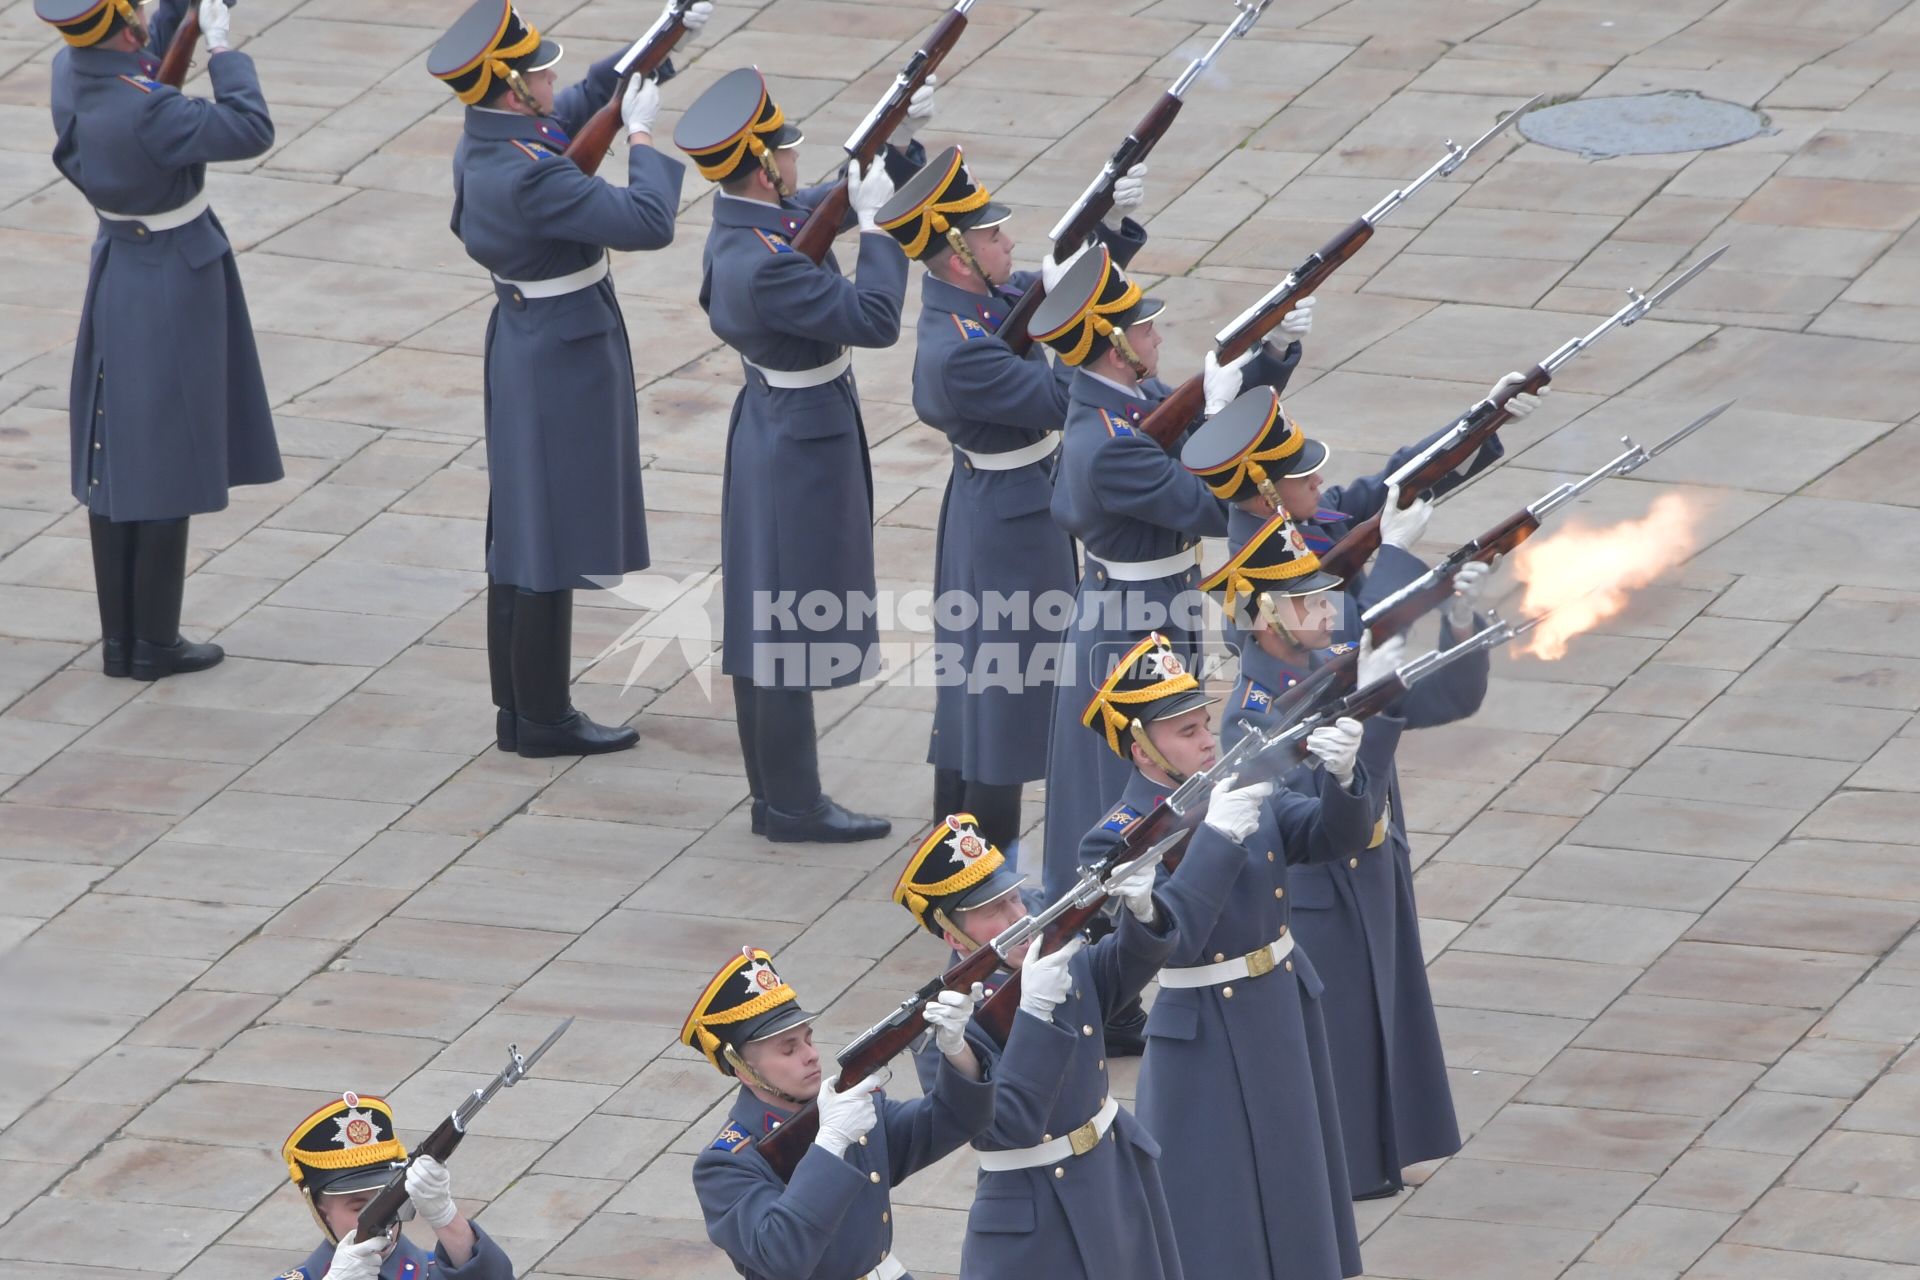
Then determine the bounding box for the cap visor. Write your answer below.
[960,202,1013,232]
[1144,689,1217,723]
[771,122,804,149]
[1129,296,1166,327]
[1279,437,1329,479]
[744,1005,817,1044]
[950,868,1027,914]
[315,1165,400,1197]
[1269,569,1345,598]
[525,39,563,72]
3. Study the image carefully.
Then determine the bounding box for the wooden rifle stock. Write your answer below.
[753,936,1004,1180]
[1136,216,1374,450]
[997,94,1184,356]
[790,4,971,263]
[354,1116,464,1243]
[562,14,690,177]
[1317,364,1550,579]
[972,801,1197,1045]
[155,9,202,87]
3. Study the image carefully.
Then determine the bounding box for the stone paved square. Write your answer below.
[3,0,1919,1278]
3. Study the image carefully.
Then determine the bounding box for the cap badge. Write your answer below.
[738,956,781,995]
[943,817,988,864]
[334,1107,378,1149]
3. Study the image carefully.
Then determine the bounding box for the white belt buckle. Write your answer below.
[493,253,611,300]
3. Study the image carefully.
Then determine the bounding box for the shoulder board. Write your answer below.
[1240,680,1274,712]
[1326,642,1356,656]
[1313,507,1346,524]
[951,315,990,342]
[509,139,553,162]
[1101,803,1141,834]
[754,228,795,255]
[1099,409,1135,438]
[118,74,160,93]
[711,1120,751,1153]
[275,1268,312,1280]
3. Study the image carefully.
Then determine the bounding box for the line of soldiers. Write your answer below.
[35,0,1553,1276]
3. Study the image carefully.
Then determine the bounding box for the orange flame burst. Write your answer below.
[1510,493,1702,661]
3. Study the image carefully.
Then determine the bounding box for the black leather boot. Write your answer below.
[733,677,768,834]
[487,581,517,751]
[1104,994,1149,1058]
[963,780,1023,854]
[129,518,222,681]
[932,767,966,827]
[510,588,637,758]
[758,688,890,843]
[88,512,136,677]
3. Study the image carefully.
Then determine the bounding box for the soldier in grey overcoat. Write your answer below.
[42,0,280,682]
[433,0,702,757]
[1217,522,1494,1201]
[1073,630,1382,1280]
[1025,248,1306,1051]
[893,813,1183,1280]
[676,67,933,843]
[278,1092,514,1280]
[684,945,994,1280]
[875,145,1148,856]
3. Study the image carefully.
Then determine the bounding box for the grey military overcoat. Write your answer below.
[451,55,683,592]
[284,1220,514,1280]
[50,43,280,521]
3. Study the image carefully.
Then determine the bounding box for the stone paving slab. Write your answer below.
[4,0,1920,1278]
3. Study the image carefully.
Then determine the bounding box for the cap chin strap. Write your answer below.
[933,906,985,955]
[1256,592,1313,659]
[943,226,996,290]
[723,1044,807,1108]
[1109,327,1150,380]
[1130,717,1185,785]
[504,66,540,115]
[757,145,793,200]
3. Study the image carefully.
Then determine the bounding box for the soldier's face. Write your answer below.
[1124,320,1161,378]
[318,1192,397,1250]
[961,225,1014,286]
[1257,593,1340,652]
[742,1025,823,1099]
[775,148,799,195]
[951,894,1028,966]
[1275,472,1321,521]
[1142,707,1216,778]
[528,68,558,114]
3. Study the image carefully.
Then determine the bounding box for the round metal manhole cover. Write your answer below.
[1518,90,1771,160]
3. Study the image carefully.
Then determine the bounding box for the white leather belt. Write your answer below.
[959,432,1058,472]
[856,1254,906,1280]
[494,254,610,299]
[746,350,851,389]
[1090,546,1198,582]
[95,189,208,232]
[977,1096,1118,1171]
[1159,933,1295,989]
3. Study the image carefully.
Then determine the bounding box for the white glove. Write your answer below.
[1204,777,1274,844]
[1356,633,1405,690]
[198,0,231,50]
[893,75,937,145]
[815,1073,881,1158]
[402,1155,456,1231]
[1490,370,1544,421]
[1018,935,1083,1020]
[847,158,895,232]
[1203,348,1256,417]
[679,0,714,33]
[1109,861,1157,924]
[923,985,979,1058]
[1112,162,1148,212]
[323,1232,386,1280]
[1448,560,1491,630]
[1306,717,1363,788]
[622,75,661,138]
[1279,295,1315,337]
[1378,482,1432,550]
[1040,239,1092,293]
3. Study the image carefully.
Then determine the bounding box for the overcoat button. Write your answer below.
[1213,952,1225,963]
[1222,986,1234,998]
[1349,857,1359,869]
[1053,1167,1064,1179]
[1285,960,1293,972]
[1082,1024,1094,1036]
[869,1171,881,1183]
[1274,888,1284,900]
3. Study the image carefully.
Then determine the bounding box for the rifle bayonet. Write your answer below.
[1361,93,1542,225]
